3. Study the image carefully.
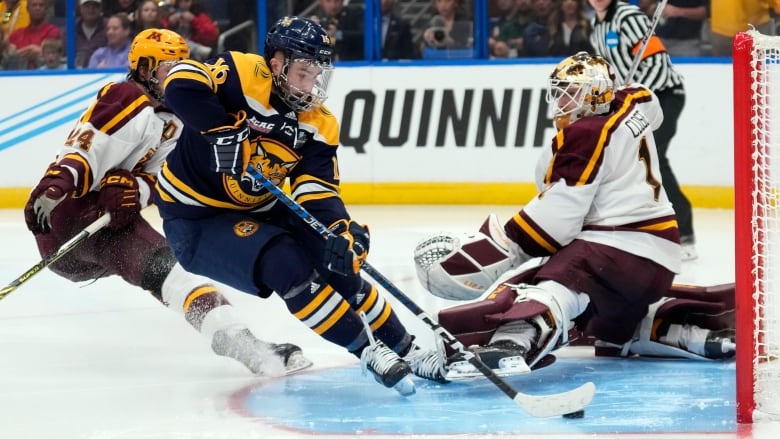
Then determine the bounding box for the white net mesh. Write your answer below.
[746,30,780,419]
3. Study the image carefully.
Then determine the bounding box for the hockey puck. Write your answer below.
[562,410,585,419]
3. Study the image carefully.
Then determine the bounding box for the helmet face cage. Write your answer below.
[546,52,615,124]
[264,16,334,112]
[128,29,190,99]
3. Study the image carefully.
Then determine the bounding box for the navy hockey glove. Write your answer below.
[24,165,75,234]
[202,110,250,175]
[324,219,370,275]
[98,169,141,230]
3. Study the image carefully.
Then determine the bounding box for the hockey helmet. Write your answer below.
[129,28,190,73]
[128,28,190,99]
[264,16,334,112]
[546,52,616,129]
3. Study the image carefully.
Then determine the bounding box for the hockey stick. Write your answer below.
[0,214,110,301]
[622,0,668,86]
[245,165,595,417]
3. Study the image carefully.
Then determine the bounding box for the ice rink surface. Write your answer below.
[0,206,777,439]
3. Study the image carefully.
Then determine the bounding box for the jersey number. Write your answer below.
[638,136,662,201]
[65,128,95,152]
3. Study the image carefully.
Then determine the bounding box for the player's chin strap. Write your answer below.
[0,214,111,301]
[243,165,595,418]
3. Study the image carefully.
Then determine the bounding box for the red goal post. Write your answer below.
[733,29,780,424]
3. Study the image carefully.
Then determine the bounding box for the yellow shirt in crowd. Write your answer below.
[711,0,780,37]
[0,0,29,39]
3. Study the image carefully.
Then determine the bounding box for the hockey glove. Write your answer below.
[202,110,251,175]
[324,219,370,275]
[98,169,141,230]
[24,165,75,234]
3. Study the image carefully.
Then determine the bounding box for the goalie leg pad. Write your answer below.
[490,281,589,368]
[600,288,736,360]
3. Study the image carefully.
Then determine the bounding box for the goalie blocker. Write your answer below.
[415,215,736,365]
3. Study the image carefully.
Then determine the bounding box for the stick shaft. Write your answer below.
[623,0,668,86]
[245,166,594,416]
[0,214,110,300]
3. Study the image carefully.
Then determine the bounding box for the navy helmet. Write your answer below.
[264,16,334,66]
[263,16,334,112]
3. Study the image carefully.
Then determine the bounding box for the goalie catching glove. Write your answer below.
[98,169,141,230]
[24,164,76,234]
[202,110,251,175]
[324,219,370,275]
[414,213,528,300]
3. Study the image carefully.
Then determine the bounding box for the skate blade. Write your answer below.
[392,376,416,396]
[284,352,314,375]
[445,356,531,381]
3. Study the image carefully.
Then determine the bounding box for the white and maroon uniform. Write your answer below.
[502,85,681,344]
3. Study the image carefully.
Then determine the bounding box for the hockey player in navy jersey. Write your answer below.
[24,28,311,377]
[155,16,447,394]
[413,52,735,380]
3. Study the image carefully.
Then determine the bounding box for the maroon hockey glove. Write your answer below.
[98,169,141,230]
[24,165,75,234]
[323,219,370,275]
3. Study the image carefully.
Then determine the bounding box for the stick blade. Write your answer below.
[513,381,596,418]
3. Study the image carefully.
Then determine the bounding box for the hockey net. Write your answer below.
[734,30,780,424]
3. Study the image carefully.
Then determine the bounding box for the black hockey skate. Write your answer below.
[703,328,736,359]
[360,339,415,395]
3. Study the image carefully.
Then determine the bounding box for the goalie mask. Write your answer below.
[546,52,615,130]
[128,28,190,100]
[264,16,334,112]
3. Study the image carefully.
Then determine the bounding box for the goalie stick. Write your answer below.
[0,214,110,301]
[245,165,596,418]
[622,0,668,86]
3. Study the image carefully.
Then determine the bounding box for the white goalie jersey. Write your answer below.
[415,86,682,301]
[515,85,681,274]
[52,81,183,207]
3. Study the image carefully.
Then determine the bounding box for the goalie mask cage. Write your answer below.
[734,30,780,424]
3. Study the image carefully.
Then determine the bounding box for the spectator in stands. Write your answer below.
[161,0,218,60]
[0,24,23,68]
[38,37,64,69]
[7,0,60,69]
[103,0,135,16]
[1,0,29,40]
[488,0,518,58]
[75,0,106,68]
[420,0,473,54]
[491,0,533,58]
[87,12,131,68]
[131,0,161,35]
[641,0,707,57]
[547,0,593,57]
[309,0,364,61]
[381,0,417,60]
[710,0,780,57]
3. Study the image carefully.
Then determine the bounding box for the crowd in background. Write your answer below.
[0,0,776,70]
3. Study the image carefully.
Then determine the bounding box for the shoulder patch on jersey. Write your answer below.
[298,105,339,146]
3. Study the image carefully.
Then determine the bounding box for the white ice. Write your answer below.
[0,206,776,439]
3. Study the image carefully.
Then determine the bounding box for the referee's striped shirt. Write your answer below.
[590,1,684,92]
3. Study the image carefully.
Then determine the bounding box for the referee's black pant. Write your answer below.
[654,85,693,240]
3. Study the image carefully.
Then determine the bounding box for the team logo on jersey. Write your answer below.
[224,137,300,202]
[234,220,259,237]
